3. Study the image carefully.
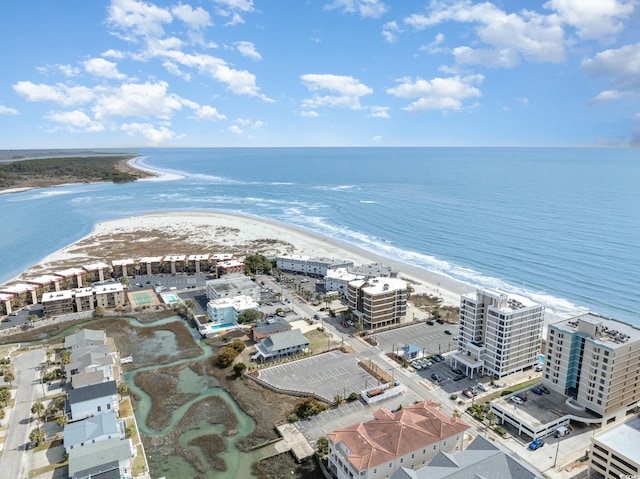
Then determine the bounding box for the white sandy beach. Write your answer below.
[26,210,469,309]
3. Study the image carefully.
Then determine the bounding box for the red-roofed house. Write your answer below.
[327,400,469,479]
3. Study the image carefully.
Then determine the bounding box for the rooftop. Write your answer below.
[208,295,259,312]
[391,435,542,479]
[63,411,120,449]
[595,416,640,463]
[328,400,469,472]
[551,313,640,348]
[206,276,258,292]
[262,329,309,352]
[139,256,163,263]
[68,380,117,404]
[65,329,106,348]
[42,290,74,302]
[350,277,407,294]
[68,437,133,478]
[111,258,134,266]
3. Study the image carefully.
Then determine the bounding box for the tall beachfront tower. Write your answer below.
[347,277,407,330]
[544,313,640,424]
[452,289,544,379]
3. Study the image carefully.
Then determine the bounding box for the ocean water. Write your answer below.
[1,147,638,325]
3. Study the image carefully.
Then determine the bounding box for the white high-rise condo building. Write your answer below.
[452,289,544,379]
[348,277,407,330]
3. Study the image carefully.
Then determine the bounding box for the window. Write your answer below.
[97,406,101,412]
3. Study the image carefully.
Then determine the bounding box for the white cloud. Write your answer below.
[419,33,445,54]
[368,106,390,118]
[45,110,105,132]
[299,110,319,117]
[162,61,191,81]
[544,0,634,40]
[325,0,388,19]
[0,105,18,115]
[58,64,81,77]
[193,105,226,120]
[84,58,127,80]
[228,125,243,134]
[120,121,179,145]
[213,0,255,25]
[582,43,640,83]
[387,74,484,112]
[404,1,566,67]
[382,21,401,43]
[235,41,262,60]
[92,81,183,120]
[13,81,95,106]
[171,4,211,30]
[107,0,173,39]
[102,49,125,59]
[300,74,373,112]
[588,90,634,105]
[371,135,383,142]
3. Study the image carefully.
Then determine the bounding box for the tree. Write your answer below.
[229,339,246,353]
[29,427,46,446]
[59,350,71,365]
[486,411,497,427]
[56,415,68,427]
[0,388,10,407]
[94,306,105,318]
[334,394,343,405]
[31,401,45,423]
[215,347,238,368]
[237,309,263,324]
[243,254,273,274]
[316,436,329,456]
[3,371,14,387]
[293,398,326,418]
[233,362,247,377]
[117,382,129,400]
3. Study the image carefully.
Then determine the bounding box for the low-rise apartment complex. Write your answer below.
[544,313,640,424]
[452,289,544,379]
[348,277,407,330]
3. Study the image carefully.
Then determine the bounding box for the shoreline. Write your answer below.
[8,209,563,328]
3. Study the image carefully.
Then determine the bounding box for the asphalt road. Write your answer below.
[0,347,45,479]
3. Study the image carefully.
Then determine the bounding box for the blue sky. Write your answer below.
[1,0,639,148]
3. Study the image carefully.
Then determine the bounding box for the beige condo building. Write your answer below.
[544,313,640,424]
[348,277,407,330]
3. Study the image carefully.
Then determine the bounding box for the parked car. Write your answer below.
[528,439,545,450]
[431,355,442,363]
[424,360,433,367]
[426,320,435,325]
[451,368,464,376]
[535,363,544,372]
[511,396,524,405]
[444,330,452,335]
[554,426,570,438]
[531,387,543,395]
[420,360,430,368]
[412,361,422,370]
[476,383,489,392]
[462,389,474,398]
[540,386,550,394]
[517,394,528,402]
[431,373,442,382]
[435,354,445,361]
[469,387,478,396]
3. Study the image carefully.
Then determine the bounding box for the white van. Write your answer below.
[554,426,570,438]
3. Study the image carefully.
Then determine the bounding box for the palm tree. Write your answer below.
[486,412,497,428]
[31,400,45,424]
[56,415,68,427]
[29,427,45,446]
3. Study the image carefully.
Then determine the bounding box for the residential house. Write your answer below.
[68,380,119,421]
[252,317,292,342]
[68,437,136,479]
[65,345,115,381]
[63,411,126,453]
[328,400,469,479]
[65,329,107,351]
[253,329,309,362]
[71,370,108,390]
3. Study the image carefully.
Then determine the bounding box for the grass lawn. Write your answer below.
[478,377,541,404]
[305,328,341,353]
[132,444,147,476]
[29,461,67,478]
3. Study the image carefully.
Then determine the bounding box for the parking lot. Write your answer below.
[257,350,379,402]
[372,322,459,358]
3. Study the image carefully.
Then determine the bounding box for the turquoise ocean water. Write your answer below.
[1,147,638,324]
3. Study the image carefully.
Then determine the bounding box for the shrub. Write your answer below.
[293,398,326,418]
[500,390,513,397]
[229,339,246,353]
[316,436,329,456]
[450,394,458,400]
[348,392,359,402]
[215,346,238,368]
[233,362,247,376]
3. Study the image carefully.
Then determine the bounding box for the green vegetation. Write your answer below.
[0,155,139,189]
[29,427,45,446]
[316,436,329,456]
[292,397,326,418]
[243,254,274,275]
[215,346,239,368]
[236,309,263,324]
[233,362,247,376]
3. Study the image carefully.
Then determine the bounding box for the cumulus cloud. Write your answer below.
[582,43,640,106]
[228,124,243,134]
[213,0,255,25]
[84,58,127,80]
[192,105,226,120]
[325,0,388,18]
[419,33,445,54]
[107,0,173,39]
[387,74,484,112]
[235,41,262,60]
[368,106,390,118]
[120,121,179,144]
[0,104,19,115]
[92,81,183,120]
[300,74,373,112]
[171,4,211,30]
[544,0,634,40]
[13,81,95,106]
[404,1,566,67]
[45,110,105,132]
[382,21,401,43]
[299,110,319,118]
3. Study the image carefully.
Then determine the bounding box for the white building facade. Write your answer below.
[347,277,407,330]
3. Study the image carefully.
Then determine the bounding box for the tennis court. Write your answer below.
[127,290,161,308]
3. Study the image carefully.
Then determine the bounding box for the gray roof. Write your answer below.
[206,276,258,292]
[72,460,121,479]
[64,411,120,449]
[66,348,114,376]
[595,416,640,464]
[263,329,309,352]
[65,329,106,349]
[68,437,133,477]
[68,380,117,405]
[390,436,542,479]
[71,370,107,389]
[253,318,291,335]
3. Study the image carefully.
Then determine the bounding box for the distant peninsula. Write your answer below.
[0,149,153,193]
